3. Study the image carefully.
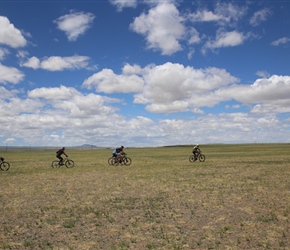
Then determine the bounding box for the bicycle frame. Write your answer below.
[52,157,74,168]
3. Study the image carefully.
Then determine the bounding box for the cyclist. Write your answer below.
[192,144,201,160]
[112,146,125,163]
[56,147,68,165]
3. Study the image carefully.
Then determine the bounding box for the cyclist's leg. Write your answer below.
[116,153,121,163]
[57,154,63,164]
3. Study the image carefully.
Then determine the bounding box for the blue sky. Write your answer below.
[0,0,290,147]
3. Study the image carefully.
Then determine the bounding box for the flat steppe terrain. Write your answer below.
[0,144,289,249]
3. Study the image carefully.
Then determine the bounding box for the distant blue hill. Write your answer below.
[80,144,97,148]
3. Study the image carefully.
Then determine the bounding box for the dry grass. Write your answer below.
[0,144,290,249]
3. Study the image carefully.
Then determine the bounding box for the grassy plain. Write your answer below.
[0,144,290,249]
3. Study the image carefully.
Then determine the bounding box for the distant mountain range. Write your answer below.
[80,144,97,148]
[78,144,112,149]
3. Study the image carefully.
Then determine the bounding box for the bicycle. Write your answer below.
[189,151,206,162]
[0,157,10,171]
[108,154,132,166]
[51,157,74,168]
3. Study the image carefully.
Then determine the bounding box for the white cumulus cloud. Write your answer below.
[21,55,90,71]
[217,75,290,114]
[82,64,144,93]
[203,29,246,52]
[0,64,24,84]
[28,85,81,100]
[188,2,246,25]
[130,2,185,55]
[0,16,27,48]
[54,11,95,41]
[109,0,137,12]
[133,62,238,112]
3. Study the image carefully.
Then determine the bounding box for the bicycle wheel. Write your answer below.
[199,154,206,162]
[65,159,74,168]
[123,157,132,166]
[108,157,113,165]
[109,158,115,165]
[0,161,10,171]
[51,160,60,168]
[189,155,196,162]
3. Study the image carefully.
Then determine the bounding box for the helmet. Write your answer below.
[62,147,65,150]
[121,146,124,149]
[196,144,199,147]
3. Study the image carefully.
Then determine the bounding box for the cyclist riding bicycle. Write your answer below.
[56,147,68,165]
[112,146,125,163]
[192,144,201,160]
